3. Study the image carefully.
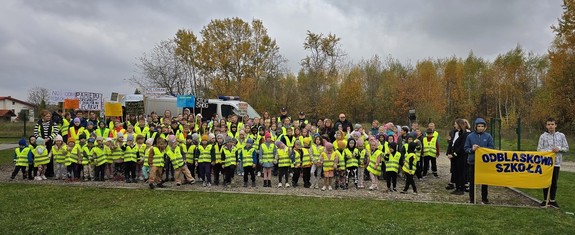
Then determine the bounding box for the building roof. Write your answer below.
[0,96,36,107]
[0,109,16,117]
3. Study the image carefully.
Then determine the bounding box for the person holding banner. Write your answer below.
[537,117,569,208]
[464,118,494,204]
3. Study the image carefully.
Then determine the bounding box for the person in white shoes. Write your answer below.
[320,143,337,191]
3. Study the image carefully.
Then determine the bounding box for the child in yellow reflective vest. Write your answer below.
[384,143,400,192]
[275,140,291,188]
[167,137,193,186]
[356,139,368,189]
[142,138,154,182]
[401,142,419,194]
[320,142,337,191]
[344,139,359,189]
[10,138,29,180]
[50,135,67,180]
[221,137,237,187]
[33,137,50,180]
[335,140,346,190]
[65,138,80,181]
[367,136,383,190]
[310,134,324,189]
[240,138,257,187]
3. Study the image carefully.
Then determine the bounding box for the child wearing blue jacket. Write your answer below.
[11,138,29,180]
[464,118,495,204]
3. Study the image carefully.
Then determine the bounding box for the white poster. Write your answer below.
[75,92,103,111]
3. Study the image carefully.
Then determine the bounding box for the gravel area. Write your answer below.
[2,154,541,207]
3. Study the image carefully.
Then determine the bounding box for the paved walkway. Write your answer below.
[0,144,17,151]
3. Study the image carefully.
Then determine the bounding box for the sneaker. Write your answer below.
[314,184,319,189]
[251,182,256,187]
[126,179,132,183]
[400,191,408,194]
[481,200,490,205]
[321,186,326,191]
[157,183,166,188]
[34,176,42,181]
[243,182,248,187]
[202,182,207,187]
[285,183,290,188]
[539,201,548,208]
[207,183,211,187]
[550,201,560,209]
[413,192,418,195]
[41,175,47,180]
[328,186,332,191]
[149,183,155,189]
[278,183,283,188]
[176,182,181,186]
[392,188,398,192]
[445,184,455,190]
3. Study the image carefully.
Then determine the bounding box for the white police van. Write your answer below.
[122,95,260,119]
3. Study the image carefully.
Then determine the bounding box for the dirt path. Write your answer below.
[1,152,541,208]
[560,161,575,173]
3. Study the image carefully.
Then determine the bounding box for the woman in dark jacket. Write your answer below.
[448,118,471,195]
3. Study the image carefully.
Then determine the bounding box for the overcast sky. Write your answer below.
[0,0,563,102]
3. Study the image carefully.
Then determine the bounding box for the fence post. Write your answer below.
[516,117,521,151]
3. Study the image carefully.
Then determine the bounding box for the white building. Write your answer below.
[0,96,36,122]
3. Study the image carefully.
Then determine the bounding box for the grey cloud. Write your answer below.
[0,0,564,100]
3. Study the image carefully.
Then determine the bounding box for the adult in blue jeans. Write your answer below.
[464,118,494,204]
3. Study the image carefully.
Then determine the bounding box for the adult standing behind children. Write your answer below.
[537,117,569,209]
[34,110,59,178]
[464,118,494,204]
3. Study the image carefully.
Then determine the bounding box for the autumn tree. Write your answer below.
[546,0,575,126]
[299,31,345,118]
[131,40,188,95]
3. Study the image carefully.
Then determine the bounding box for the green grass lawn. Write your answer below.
[520,171,575,212]
[0,149,14,165]
[0,183,573,234]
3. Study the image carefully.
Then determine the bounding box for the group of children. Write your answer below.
[10,110,442,195]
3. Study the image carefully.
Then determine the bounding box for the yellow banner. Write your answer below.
[475,148,555,189]
[104,102,123,117]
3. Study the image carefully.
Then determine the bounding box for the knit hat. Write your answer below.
[302,138,311,146]
[73,117,81,123]
[117,132,124,138]
[55,135,63,142]
[106,138,113,142]
[208,133,215,140]
[336,140,345,149]
[96,136,103,142]
[36,137,45,145]
[246,138,254,145]
[88,121,94,126]
[264,132,271,139]
[67,138,76,144]
[18,138,27,146]
[239,130,245,135]
[127,134,134,141]
[145,138,154,145]
[201,135,208,141]
[354,123,362,130]
[192,133,200,142]
[225,136,235,144]
[87,138,95,143]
